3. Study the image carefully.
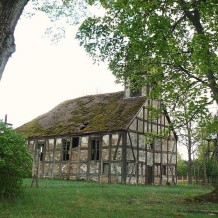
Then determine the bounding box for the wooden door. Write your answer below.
[146,166,153,184]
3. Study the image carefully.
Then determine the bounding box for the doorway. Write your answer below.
[146,166,153,184]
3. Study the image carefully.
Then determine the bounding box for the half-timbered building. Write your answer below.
[17,86,177,185]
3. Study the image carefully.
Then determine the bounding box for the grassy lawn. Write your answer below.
[0,179,217,218]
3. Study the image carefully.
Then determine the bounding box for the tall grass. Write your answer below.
[0,179,217,218]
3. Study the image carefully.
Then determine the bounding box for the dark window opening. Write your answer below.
[63,140,70,161]
[103,163,109,174]
[38,144,44,161]
[148,141,154,150]
[130,88,142,97]
[129,78,142,97]
[72,137,79,148]
[91,139,100,161]
[146,166,153,184]
[162,165,167,176]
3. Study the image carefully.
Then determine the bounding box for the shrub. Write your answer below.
[0,122,32,199]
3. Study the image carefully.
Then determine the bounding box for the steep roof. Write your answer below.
[16,91,146,138]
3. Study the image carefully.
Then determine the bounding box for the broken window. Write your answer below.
[91,139,100,161]
[62,139,70,161]
[38,143,45,161]
[72,137,79,148]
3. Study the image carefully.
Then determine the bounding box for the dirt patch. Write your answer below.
[193,188,218,203]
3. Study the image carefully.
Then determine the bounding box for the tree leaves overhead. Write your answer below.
[76,0,218,126]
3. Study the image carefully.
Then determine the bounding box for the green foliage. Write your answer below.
[206,158,218,181]
[0,122,32,199]
[24,0,91,43]
[76,0,218,128]
[177,158,188,177]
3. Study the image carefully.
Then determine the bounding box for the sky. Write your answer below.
[0,8,123,128]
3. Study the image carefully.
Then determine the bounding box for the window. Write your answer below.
[130,88,142,97]
[129,79,142,97]
[91,139,100,161]
[72,137,79,148]
[162,165,167,176]
[148,141,154,150]
[103,163,109,174]
[38,143,44,161]
[62,140,70,161]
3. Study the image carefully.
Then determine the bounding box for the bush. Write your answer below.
[0,122,32,199]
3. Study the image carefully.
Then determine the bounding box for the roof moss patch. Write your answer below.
[16,91,146,138]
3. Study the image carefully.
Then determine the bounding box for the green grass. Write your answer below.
[0,179,217,218]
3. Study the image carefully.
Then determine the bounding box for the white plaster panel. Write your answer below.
[127,163,135,174]
[139,135,145,149]
[80,163,87,174]
[80,150,88,161]
[138,120,144,133]
[28,141,35,153]
[129,132,137,147]
[56,138,62,149]
[162,154,167,164]
[162,140,168,151]
[102,149,109,161]
[54,150,61,161]
[111,148,122,160]
[112,134,119,146]
[127,148,134,161]
[168,154,176,164]
[154,153,161,163]
[111,163,122,174]
[53,163,60,175]
[48,139,54,150]
[138,108,143,119]
[90,162,99,174]
[139,150,145,162]
[154,139,161,151]
[81,136,89,148]
[45,151,53,161]
[61,163,68,174]
[102,135,109,146]
[147,152,153,165]
[144,122,148,133]
[152,124,158,133]
[129,119,137,131]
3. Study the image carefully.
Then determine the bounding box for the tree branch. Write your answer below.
[176,65,208,85]
[170,14,186,33]
[162,62,208,85]
[173,99,214,129]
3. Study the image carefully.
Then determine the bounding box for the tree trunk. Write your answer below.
[203,151,208,185]
[181,5,218,105]
[187,121,193,184]
[0,0,29,80]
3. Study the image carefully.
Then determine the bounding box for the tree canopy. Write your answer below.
[77,0,218,127]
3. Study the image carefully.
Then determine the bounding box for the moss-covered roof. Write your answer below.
[16,91,146,138]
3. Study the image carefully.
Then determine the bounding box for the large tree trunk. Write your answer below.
[0,0,29,80]
[187,126,193,184]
